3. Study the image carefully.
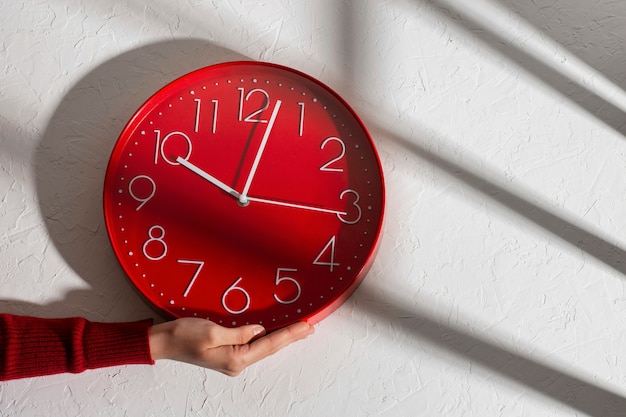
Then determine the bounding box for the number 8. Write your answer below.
[143,225,167,261]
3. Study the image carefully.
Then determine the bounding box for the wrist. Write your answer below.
[149,321,175,361]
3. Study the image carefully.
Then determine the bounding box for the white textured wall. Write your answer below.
[2,1,626,416]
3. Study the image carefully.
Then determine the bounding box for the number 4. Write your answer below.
[313,236,340,272]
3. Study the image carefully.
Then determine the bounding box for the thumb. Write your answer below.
[212,324,266,346]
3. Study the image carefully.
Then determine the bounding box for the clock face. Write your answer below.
[104,61,384,331]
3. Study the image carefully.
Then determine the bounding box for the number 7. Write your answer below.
[177,260,205,297]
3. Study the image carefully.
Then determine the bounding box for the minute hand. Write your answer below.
[246,196,347,216]
[239,100,282,205]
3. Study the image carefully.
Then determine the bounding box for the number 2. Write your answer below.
[320,137,345,172]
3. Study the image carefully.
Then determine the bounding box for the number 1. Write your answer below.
[298,102,305,137]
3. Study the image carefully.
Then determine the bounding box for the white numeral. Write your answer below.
[337,189,362,224]
[195,99,219,133]
[143,225,167,261]
[211,99,219,133]
[128,175,156,211]
[194,99,201,133]
[320,137,345,172]
[298,102,305,136]
[313,236,339,272]
[154,130,192,165]
[222,277,251,315]
[273,268,301,305]
[178,260,205,297]
[238,88,270,123]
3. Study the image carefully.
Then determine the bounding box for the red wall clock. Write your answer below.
[104,61,385,331]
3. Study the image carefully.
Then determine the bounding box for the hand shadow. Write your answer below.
[32,39,248,321]
[0,289,130,321]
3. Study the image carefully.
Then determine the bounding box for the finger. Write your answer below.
[243,321,314,365]
[209,323,266,347]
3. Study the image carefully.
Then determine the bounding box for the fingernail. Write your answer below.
[253,325,265,336]
[300,322,315,336]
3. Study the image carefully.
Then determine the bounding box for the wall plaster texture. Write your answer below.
[1,0,626,416]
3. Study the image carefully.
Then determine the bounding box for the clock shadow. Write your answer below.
[33,39,248,321]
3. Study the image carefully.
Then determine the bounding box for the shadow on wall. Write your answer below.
[32,39,248,320]
[354,123,626,415]
[501,0,626,89]
[354,282,626,417]
[379,126,626,276]
[420,0,626,137]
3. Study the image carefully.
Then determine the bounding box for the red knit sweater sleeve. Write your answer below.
[0,314,155,381]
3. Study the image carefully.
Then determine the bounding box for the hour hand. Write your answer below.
[176,157,241,199]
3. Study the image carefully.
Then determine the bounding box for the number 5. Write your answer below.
[273,268,301,305]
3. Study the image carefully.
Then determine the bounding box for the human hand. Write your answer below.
[149,318,314,376]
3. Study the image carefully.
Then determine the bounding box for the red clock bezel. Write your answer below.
[103,61,385,331]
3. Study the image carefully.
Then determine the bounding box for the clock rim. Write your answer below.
[103,60,386,329]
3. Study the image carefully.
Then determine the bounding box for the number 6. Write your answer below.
[221,277,250,315]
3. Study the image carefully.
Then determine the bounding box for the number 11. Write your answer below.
[193,99,219,134]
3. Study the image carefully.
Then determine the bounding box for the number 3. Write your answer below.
[337,189,362,224]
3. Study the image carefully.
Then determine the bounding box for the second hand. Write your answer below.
[246,196,347,216]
